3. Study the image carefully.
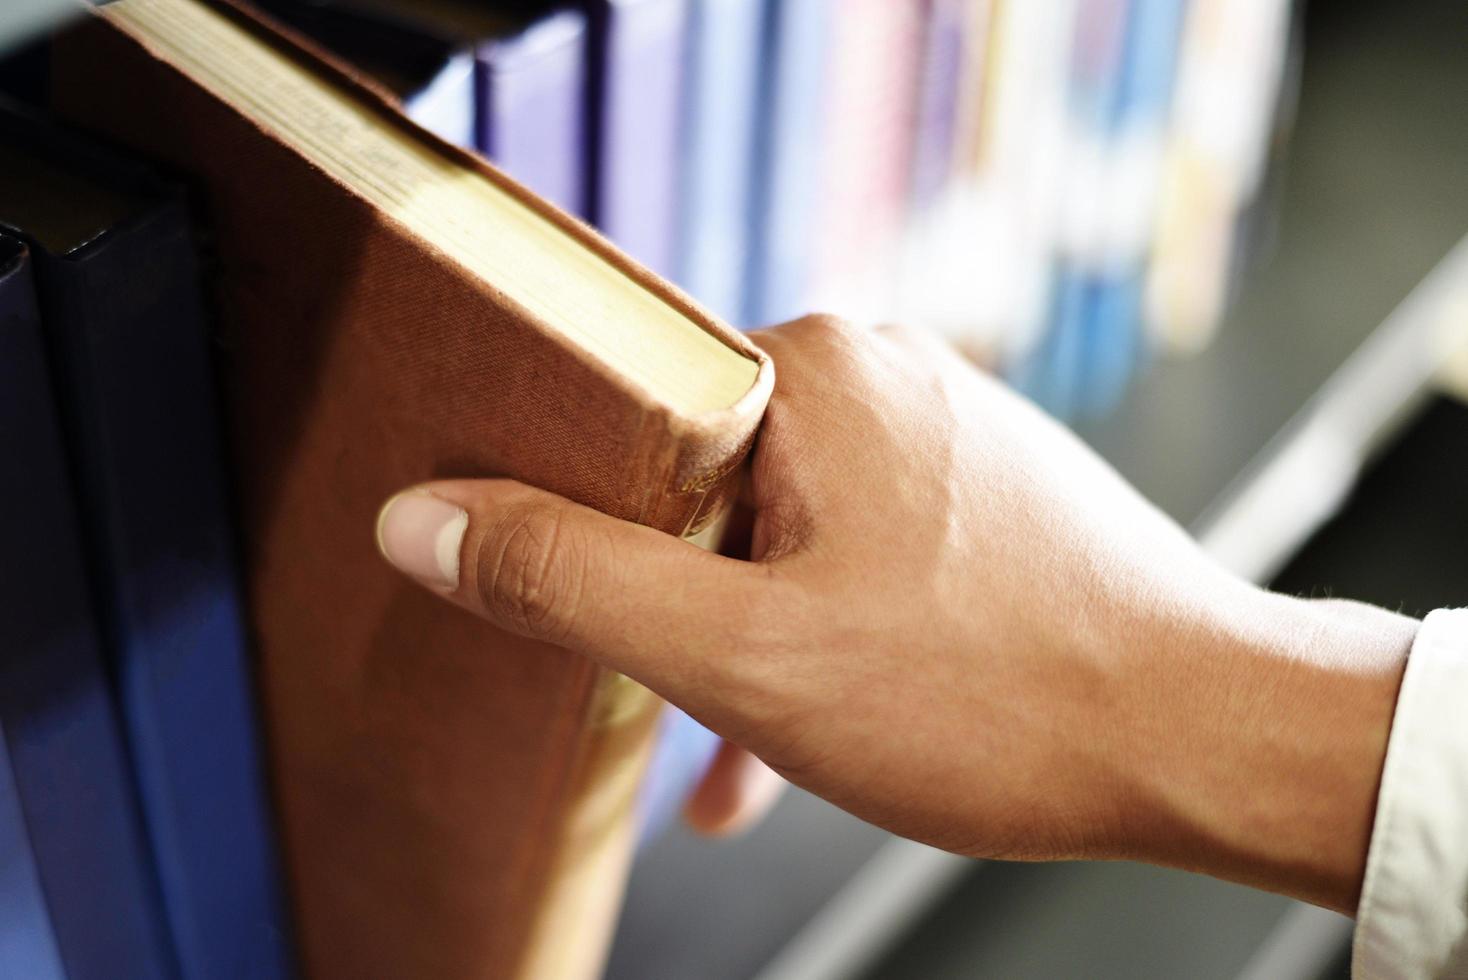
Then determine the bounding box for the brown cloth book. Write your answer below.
[51,1,772,976]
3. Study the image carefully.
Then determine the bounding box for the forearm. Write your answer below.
[1121,586,1417,914]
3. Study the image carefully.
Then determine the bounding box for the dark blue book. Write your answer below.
[0,107,294,979]
[0,231,174,979]
[0,235,83,980]
[675,0,762,323]
[0,706,65,980]
[744,0,833,327]
[585,0,690,277]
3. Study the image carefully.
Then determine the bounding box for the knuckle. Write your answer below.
[873,320,917,343]
[475,504,585,641]
[797,312,854,342]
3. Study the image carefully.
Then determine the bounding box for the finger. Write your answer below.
[683,740,786,837]
[375,479,768,693]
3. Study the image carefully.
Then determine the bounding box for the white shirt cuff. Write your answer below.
[1354,608,1468,979]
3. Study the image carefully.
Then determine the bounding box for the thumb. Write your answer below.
[375,479,762,691]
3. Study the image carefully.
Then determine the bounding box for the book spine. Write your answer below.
[744,0,833,327]
[480,9,590,218]
[1145,0,1293,350]
[955,0,1079,360]
[806,0,926,323]
[0,237,174,980]
[26,200,293,980]
[674,0,762,325]
[893,0,992,345]
[909,0,969,215]
[1023,0,1133,419]
[586,0,690,277]
[0,721,65,980]
[1077,0,1188,415]
[1027,0,1186,419]
[0,241,73,980]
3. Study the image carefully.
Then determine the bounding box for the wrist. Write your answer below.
[1116,585,1415,913]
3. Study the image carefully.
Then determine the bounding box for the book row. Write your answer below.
[243,0,1297,418]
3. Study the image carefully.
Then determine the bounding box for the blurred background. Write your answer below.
[3,0,1465,976]
[599,0,1468,977]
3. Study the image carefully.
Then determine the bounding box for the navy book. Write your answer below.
[0,700,65,980]
[0,230,173,979]
[0,106,294,979]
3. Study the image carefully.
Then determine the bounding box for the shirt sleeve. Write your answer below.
[1354,608,1468,979]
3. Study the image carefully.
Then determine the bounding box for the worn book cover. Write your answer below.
[52,0,771,976]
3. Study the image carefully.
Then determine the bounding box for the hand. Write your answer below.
[376,315,1417,913]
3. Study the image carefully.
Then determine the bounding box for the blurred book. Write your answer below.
[676,0,762,323]
[1146,0,1294,352]
[894,0,996,355]
[586,0,689,276]
[960,0,1079,361]
[804,0,925,323]
[744,0,833,327]
[1016,0,1134,419]
[1077,0,1188,416]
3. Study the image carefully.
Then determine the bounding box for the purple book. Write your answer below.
[476,8,589,217]
[585,0,690,277]
[910,0,969,212]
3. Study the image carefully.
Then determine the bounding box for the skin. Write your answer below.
[376,315,1418,916]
